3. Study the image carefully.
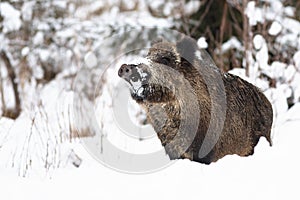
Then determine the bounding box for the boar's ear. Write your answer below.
[176,37,198,63]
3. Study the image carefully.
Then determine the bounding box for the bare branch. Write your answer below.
[0,51,21,119]
[242,0,251,77]
[191,0,214,36]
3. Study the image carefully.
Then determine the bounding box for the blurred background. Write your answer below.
[0,1,300,198]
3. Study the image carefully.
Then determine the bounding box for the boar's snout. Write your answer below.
[118,63,149,84]
[118,64,136,82]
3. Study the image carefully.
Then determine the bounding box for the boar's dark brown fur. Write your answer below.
[118,37,273,164]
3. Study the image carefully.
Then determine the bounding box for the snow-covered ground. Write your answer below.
[1,103,300,200]
[1,0,300,199]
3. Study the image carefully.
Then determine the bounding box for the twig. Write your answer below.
[228,6,242,37]
[191,0,214,36]
[0,66,6,113]
[0,51,21,119]
[218,2,228,71]
[179,1,191,36]
[242,0,250,77]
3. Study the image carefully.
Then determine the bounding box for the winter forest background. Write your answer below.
[0,0,300,199]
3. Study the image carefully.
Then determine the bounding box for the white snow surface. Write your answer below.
[1,110,300,200]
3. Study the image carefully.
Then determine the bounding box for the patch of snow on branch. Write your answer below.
[221,37,242,52]
[294,51,300,71]
[0,2,22,33]
[21,47,30,57]
[123,0,137,10]
[84,52,98,68]
[21,1,34,21]
[53,0,67,9]
[282,18,300,35]
[245,1,263,26]
[284,6,295,17]
[197,37,208,49]
[184,0,201,16]
[253,35,269,71]
[269,21,282,36]
[163,2,174,16]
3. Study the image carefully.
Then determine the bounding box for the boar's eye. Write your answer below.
[159,57,171,66]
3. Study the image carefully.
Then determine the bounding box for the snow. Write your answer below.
[39,49,50,62]
[1,79,16,109]
[75,1,105,19]
[84,52,98,68]
[37,22,51,31]
[137,67,149,81]
[52,0,67,9]
[253,34,263,50]
[56,29,75,39]
[197,37,208,49]
[253,35,269,71]
[0,2,22,33]
[278,83,292,99]
[0,0,300,199]
[149,0,164,11]
[269,21,282,36]
[1,115,300,199]
[282,18,300,35]
[269,0,283,14]
[293,51,300,70]
[130,79,144,94]
[21,1,35,21]
[184,0,201,16]
[285,103,300,121]
[122,0,137,10]
[163,2,173,16]
[21,47,30,57]
[284,64,296,81]
[2,49,299,198]
[270,61,286,79]
[245,1,263,26]
[90,57,164,160]
[221,37,242,52]
[195,50,203,60]
[284,6,295,17]
[137,13,172,27]
[32,66,44,79]
[33,31,44,45]
[129,67,148,97]
[293,74,300,101]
